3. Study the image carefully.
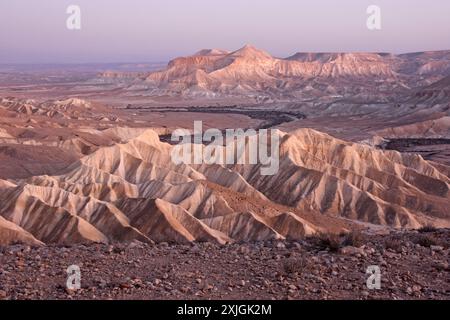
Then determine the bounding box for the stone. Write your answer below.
[276,242,286,249]
[0,290,7,299]
[339,246,365,256]
[412,285,422,292]
[433,262,449,271]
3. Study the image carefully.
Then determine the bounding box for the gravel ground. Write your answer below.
[0,230,449,300]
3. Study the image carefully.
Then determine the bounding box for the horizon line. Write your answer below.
[2,46,450,66]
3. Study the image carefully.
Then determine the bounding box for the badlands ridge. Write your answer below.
[0,127,449,246]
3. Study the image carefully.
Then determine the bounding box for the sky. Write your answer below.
[0,0,449,63]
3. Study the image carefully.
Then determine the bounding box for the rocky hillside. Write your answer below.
[0,229,448,300]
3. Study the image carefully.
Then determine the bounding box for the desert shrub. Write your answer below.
[341,230,365,247]
[413,234,439,247]
[384,238,403,252]
[315,233,343,252]
[314,230,366,251]
[418,225,438,233]
[283,257,308,274]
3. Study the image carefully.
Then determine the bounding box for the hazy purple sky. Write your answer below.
[1,0,449,63]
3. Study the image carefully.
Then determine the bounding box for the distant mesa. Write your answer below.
[194,49,230,56]
[98,45,450,98]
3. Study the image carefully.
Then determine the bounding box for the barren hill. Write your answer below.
[99,46,450,98]
[1,128,448,246]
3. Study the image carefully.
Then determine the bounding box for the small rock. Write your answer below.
[378,257,388,267]
[433,261,449,271]
[119,283,131,289]
[98,280,108,289]
[384,251,399,259]
[203,283,213,291]
[127,240,142,249]
[65,288,76,295]
[292,242,302,249]
[180,286,190,293]
[105,245,114,253]
[276,242,286,249]
[239,246,250,255]
[430,245,444,252]
[412,285,422,293]
[190,245,200,253]
[340,246,365,256]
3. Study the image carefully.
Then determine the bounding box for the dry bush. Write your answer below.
[418,225,438,233]
[283,257,308,274]
[341,230,365,247]
[309,230,367,252]
[384,238,403,252]
[316,233,343,252]
[413,234,439,247]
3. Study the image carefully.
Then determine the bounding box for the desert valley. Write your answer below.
[0,45,449,300]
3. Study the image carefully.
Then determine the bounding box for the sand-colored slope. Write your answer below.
[0,127,449,245]
[227,129,449,228]
[116,198,230,244]
[0,215,44,246]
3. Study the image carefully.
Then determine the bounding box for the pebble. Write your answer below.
[0,230,448,300]
[0,290,7,299]
[276,242,286,249]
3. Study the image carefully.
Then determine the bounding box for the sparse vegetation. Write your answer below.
[413,234,439,247]
[283,257,308,275]
[384,238,403,252]
[316,233,343,252]
[1,229,449,300]
[311,230,366,252]
[418,225,438,233]
[341,230,365,247]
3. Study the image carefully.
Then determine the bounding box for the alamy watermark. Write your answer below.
[65,5,379,31]
[367,5,381,30]
[66,265,81,290]
[366,265,381,290]
[66,5,81,30]
[170,121,280,175]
